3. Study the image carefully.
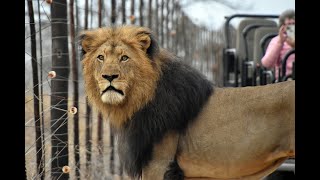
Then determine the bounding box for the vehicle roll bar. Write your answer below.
[224,14,279,49]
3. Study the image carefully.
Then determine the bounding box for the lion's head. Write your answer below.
[80,26,165,128]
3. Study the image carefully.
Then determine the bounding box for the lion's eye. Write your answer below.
[120,55,129,62]
[97,55,104,61]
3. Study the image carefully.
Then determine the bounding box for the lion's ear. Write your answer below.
[136,32,151,52]
[136,29,159,60]
[79,32,94,55]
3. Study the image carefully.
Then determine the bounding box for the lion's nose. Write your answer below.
[102,74,119,82]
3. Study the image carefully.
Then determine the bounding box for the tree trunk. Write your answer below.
[85,98,92,178]
[148,0,152,28]
[120,0,126,175]
[111,0,116,24]
[36,2,45,167]
[96,0,104,161]
[84,0,93,177]
[75,0,79,33]
[75,0,80,60]
[160,0,164,46]
[90,0,93,28]
[174,4,180,54]
[170,0,175,50]
[109,125,114,174]
[122,0,126,24]
[85,0,88,30]
[97,113,104,155]
[182,13,187,62]
[110,1,117,174]
[27,1,44,179]
[69,0,80,179]
[37,0,46,178]
[98,0,102,27]
[155,0,159,37]
[50,0,70,179]
[165,0,169,48]
[130,0,135,24]
[139,0,144,26]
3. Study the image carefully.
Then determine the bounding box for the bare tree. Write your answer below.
[97,113,104,155]
[120,3,126,172]
[111,0,117,24]
[69,0,80,179]
[148,0,152,28]
[75,0,79,33]
[90,0,93,28]
[181,13,187,61]
[96,0,104,158]
[96,114,104,177]
[139,0,144,26]
[84,0,93,177]
[109,121,115,174]
[85,0,89,29]
[160,0,164,46]
[110,0,117,174]
[130,0,136,24]
[50,0,70,179]
[122,0,126,24]
[155,0,159,37]
[98,0,102,27]
[165,0,170,48]
[27,1,44,179]
[170,0,175,50]
[37,0,46,178]
[174,3,180,54]
[85,97,92,177]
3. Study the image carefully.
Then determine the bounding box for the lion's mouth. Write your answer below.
[102,86,124,96]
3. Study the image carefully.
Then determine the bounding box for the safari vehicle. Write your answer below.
[222,14,295,179]
[222,14,295,87]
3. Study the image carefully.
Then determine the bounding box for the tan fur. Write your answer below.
[177,80,295,179]
[81,26,294,179]
[142,132,179,180]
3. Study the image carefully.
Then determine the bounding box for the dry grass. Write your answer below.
[25,94,128,180]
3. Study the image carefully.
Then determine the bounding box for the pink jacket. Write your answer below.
[261,35,295,80]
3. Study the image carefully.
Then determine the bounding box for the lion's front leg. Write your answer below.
[142,132,182,180]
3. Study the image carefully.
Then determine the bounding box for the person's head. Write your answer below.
[279,9,295,27]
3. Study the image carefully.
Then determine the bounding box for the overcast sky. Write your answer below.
[181,0,295,30]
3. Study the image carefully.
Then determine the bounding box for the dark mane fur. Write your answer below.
[117,57,214,178]
[145,33,159,60]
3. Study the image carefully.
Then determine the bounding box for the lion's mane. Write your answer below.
[117,59,213,177]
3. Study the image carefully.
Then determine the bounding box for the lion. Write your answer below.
[80,25,295,180]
